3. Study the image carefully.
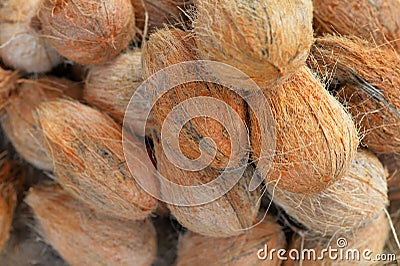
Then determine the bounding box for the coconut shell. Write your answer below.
[38,0,135,65]
[268,149,388,237]
[0,0,62,73]
[35,99,158,220]
[193,0,313,87]
[251,66,358,194]
[0,159,16,252]
[176,215,286,266]
[26,185,157,266]
[310,35,400,154]
[1,77,82,171]
[313,0,400,51]
[84,49,143,124]
[143,28,248,170]
[284,212,389,265]
[131,0,190,37]
[153,133,261,238]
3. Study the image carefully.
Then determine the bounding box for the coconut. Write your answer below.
[0,67,18,113]
[143,28,248,170]
[26,184,157,266]
[153,133,260,238]
[380,154,400,193]
[38,0,135,65]
[1,76,82,171]
[284,212,389,265]
[131,0,190,37]
[176,215,286,266]
[251,66,358,194]
[268,149,388,237]
[0,157,16,251]
[84,49,143,124]
[0,0,62,73]
[35,99,158,220]
[313,0,400,51]
[193,0,313,87]
[310,35,400,154]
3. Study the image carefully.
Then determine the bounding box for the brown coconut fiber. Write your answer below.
[26,184,157,266]
[84,49,143,124]
[193,0,314,87]
[268,149,388,237]
[176,215,286,266]
[38,0,136,65]
[0,67,17,113]
[380,153,400,193]
[0,0,62,73]
[1,76,82,171]
[35,99,158,220]
[251,66,359,194]
[143,28,248,170]
[313,0,400,51]
[284,211,389,265]
[310,35,400,155]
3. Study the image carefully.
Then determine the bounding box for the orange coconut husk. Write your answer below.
[193,0,313,87]
[268,149,388,237]
[0,0,62,73]
[0,67,18,113]
[143,28,248,170]
[284,212,389,265]
[35,99,158,220]
[1,77,82,171]
[131,0,190,37]
[251,66,359,194]
[26,185,157,266]
[152,133,261,238]
[84,49,143,124]
[380,154,400,194]
[38,0,135,65]
[310,35,400,155]
[176,215,286,266]
[313,0,400,51]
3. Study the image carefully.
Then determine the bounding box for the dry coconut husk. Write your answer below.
[193,0,313,87]
[0,156,16,251]
[35,99,158,220]
[268,149,388,237]
[176,215,286,266]
[143,28,248,170]
[131,0,190,37]
[0,67,18,113]
[251,66,358,194]
[313,0,400,51]
[310,35,400,155]
[26,185,157,266]
[0,0,62,73]
[1,77,82,171]
[38,0,135,65]
[153,133,261,238]
[84,49,143,124]
[284,212,389,266]
[380,154,400,193]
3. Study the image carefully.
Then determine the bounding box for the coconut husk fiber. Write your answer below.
[380,153,400,193]
[143,28,248,170]
[35,99,158,220]
[0,0,62,73]
[26,184,157,266]
[152,132,261,238]
[84,49,143,125]
[131,0,191,37]
[38,0,135,65]
[193,0,314,88]
[176,215,286,266]
[1,76,82,171]
[0,67,17,113]
[310,35,400,155]
[251,65,358,194]
[284,211,389,265]
[313,0,400,51]
[268,149,388,237]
